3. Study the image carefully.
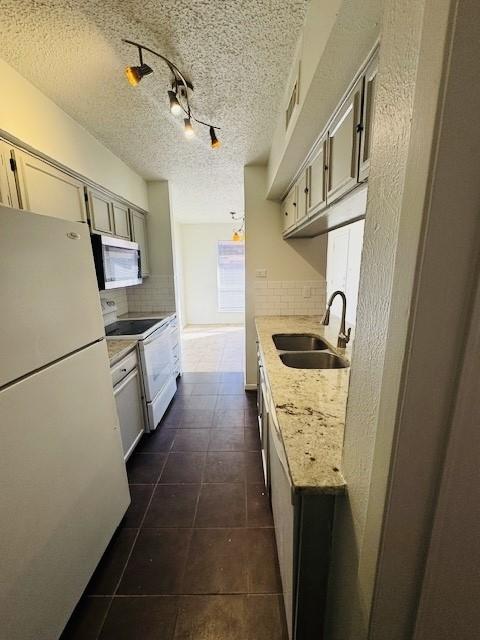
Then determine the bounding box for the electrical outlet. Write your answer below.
[256,269,267,278]
[303,286,311,298]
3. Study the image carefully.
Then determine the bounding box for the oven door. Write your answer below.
[139,325,174,402]
[91,234,142,290]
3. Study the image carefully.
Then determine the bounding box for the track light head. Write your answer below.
[209,126,221,149]
[125,63,153,86]
[168,90,183,116]
[184,118,195,138]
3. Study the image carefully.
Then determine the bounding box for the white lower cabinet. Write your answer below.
[112,349,145,460]
[258,346,336,640]
[269,417,295,640]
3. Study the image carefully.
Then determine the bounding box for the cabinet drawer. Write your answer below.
[111,349,138,387]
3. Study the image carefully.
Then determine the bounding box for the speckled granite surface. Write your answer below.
[256,316,353,494]
[107,340,138,366]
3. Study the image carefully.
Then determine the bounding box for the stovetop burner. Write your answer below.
[105,319,160,336]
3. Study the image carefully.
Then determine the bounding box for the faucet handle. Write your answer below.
[337,327,351,349]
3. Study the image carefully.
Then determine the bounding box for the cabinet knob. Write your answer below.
[293,202,297,207]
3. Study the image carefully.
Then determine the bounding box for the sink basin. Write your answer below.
[280,351,349,370]
[272,333,329,351]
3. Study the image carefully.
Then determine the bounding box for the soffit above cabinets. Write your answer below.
[0,0,307,223]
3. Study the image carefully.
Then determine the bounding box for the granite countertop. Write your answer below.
[255,315,353,494]
[107,339,138,366]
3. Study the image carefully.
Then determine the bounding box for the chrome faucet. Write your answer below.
[321,290,351,348]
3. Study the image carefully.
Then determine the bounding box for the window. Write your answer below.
[217,241,245,313]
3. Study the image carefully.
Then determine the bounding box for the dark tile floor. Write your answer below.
[61,372,287,640]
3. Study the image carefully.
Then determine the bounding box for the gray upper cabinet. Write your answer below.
[307,136,327,216]
[358,54,378,182]
[130,208,150,277]
[326,76,363,205]
[112,201,130,239]
[282,185,297,232]
[0,141,19,208]
[87,188,114,235]
[295,170,308,226]
[14,149,87,223]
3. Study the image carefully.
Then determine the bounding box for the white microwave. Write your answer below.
[91,234,142,290]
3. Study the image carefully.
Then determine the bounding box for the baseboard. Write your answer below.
[244,384,257,391]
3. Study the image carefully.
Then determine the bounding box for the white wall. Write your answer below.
[244,165,327,385]
[180,223,245,326]
[0,58,148,209]
[326,220,365,327]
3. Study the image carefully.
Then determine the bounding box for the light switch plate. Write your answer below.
[256,269,267,278]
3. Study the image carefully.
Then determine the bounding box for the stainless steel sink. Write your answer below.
[272,333,329,351]
[280,351,349,370]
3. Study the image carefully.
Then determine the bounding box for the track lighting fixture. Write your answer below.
[125,63,153,86]
[184,118,195,138]
[123,39,221,148]
[168,90,183,116]
[209,126,221,149]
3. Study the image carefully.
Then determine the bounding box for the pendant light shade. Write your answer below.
[124,63,153,86]
[209,126,221,149]
[168,90,183,116]
[184,117,195,138]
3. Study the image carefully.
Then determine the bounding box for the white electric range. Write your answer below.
[104,306,178,431]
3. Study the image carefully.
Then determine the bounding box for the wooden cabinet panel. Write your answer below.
[112,202,130,239]
[359,54,378,181]
[130,209,150,277]
[282,185,297,232]
[15,149,87,222]
[327,78,363,205]
[295,170,308,225]
[307,138,327,215]
[87,188,113,235]
[269,418,296,640]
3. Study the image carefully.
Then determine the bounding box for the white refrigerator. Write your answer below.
[0,206,130,640]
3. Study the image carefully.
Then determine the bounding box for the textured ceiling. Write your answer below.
[0,0,306,221]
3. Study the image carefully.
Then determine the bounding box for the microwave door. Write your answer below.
[92,235,142,290]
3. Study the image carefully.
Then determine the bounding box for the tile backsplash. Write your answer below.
[126,275,176,313]
[99,288,128,316]
[254,279,326,316]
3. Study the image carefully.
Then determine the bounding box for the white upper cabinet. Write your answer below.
[87,188,114,235]
[14,149,87,223]
[130,208,150,277]
[358,54,378,182]
[307,136,327,216]
[295,169,308,225]
[326,77,363,205]
[112,201,130,239]
[0,141,19,208]
[282,185,297,232]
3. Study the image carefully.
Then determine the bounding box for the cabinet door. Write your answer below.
[307,137,327,215]
[14,149,87,222]
[0,141,19,208]
[359,54,378,181]
[130,209,150,276]
[87,188,114,235]
[112,201,130,239]
[269,418,296,640]
[282,185,297,232]
[295,170,308,225]
[114,368,145,460]
[327,78,363,204]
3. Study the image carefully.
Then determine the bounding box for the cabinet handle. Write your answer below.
[293,202,297,206]
[121,368,127,372]
[304,187,309,194]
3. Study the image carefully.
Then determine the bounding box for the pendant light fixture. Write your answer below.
[123,39,221,148]
[230,211,245,242]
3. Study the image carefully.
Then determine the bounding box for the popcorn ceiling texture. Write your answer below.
[0,0,307,222]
